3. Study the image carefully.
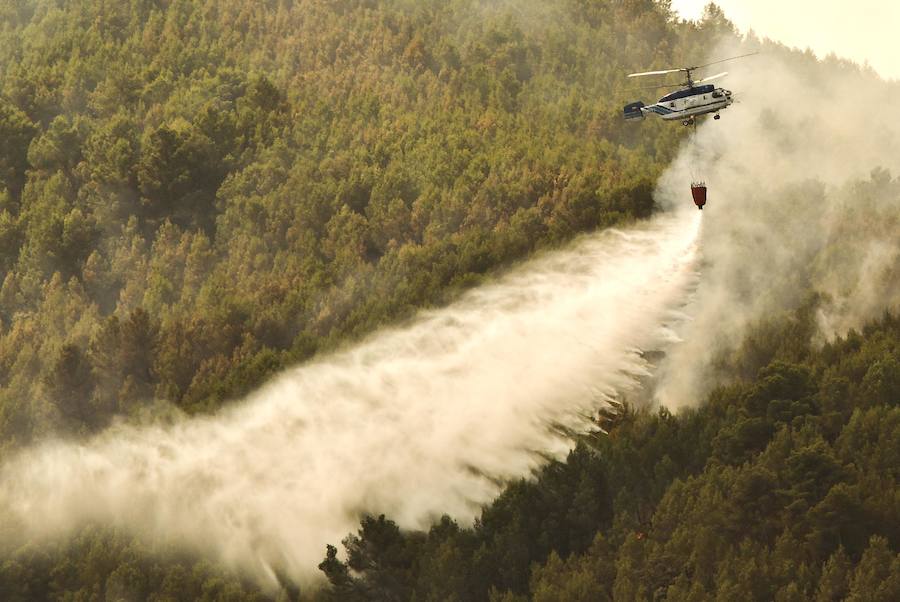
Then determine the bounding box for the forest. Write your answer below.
[0,0,703,445]
[316,305,900,601]
[0,0,897,600]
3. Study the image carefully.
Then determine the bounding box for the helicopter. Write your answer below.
[623,53,757,126]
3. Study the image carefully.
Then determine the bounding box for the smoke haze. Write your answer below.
[654,39,900,408]
[0,209,701,586]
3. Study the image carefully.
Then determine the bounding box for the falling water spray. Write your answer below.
[0,208,702,586]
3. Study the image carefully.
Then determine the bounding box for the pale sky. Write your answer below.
[669,0,900,81]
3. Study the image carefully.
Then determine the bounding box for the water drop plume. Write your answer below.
[0,208,701,586]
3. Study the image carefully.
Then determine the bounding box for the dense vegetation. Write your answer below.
[0,0,706,447]
[318,307,900,601]
[0,0,896,600]
[4,306,894,601]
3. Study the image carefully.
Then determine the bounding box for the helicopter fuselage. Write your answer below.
[624,84,733,123]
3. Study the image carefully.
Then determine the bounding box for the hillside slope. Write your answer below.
[0,1,897,600]
[318,308,900,602]
[0,0,697,444]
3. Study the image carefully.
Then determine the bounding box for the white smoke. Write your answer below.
[654,40,900,408]
[0,208,701,586]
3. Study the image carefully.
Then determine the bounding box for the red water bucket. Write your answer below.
[691,183,707,210]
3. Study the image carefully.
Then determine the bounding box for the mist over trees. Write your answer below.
[0,0,700,445]
[318,307,900,601]
[0,0,897,600]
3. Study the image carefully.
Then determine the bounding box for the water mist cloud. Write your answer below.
[654,40,900,409]
[0,210,700,586]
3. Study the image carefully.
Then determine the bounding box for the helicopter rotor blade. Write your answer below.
[691,51,759,70]
[696,71,728,84]
[627,68,685,78]
[625,82,685,91]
